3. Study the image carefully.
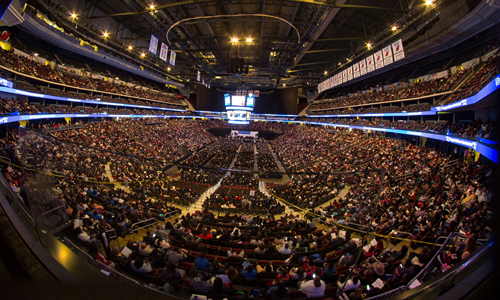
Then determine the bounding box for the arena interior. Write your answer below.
[0,1,499,300]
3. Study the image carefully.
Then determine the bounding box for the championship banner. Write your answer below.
[159,43,168,61]
[329,76,334,88]
[383,45,394,66]
[197,71,201,82]
[347,66,353,81]
[392,39,405,61]
[366,55,375,73]
[169,50,176,66]
[359,59,367,76]
[353,62,360,78]
[149,34,159,55]
[342,70,348,82]
[374,50,384,69]
[338,72,344,84]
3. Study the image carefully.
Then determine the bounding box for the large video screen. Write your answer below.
[231,95,246,106]
[224,93,231,106]
[246,96,255,107]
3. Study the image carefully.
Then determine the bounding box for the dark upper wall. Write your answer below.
[195,86,298,115]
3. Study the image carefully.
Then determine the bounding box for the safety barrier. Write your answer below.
[63,237,99,269]
[131,218,157,242]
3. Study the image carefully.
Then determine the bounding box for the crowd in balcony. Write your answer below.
[0,47,186,107]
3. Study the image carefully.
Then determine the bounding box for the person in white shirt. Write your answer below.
[300,277,325,298]
[337,275,361,292]
[279,243,292,255]
[139,243,154,256]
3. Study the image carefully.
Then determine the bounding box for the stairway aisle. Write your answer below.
[187,145,242,214]
[253,143,259,178]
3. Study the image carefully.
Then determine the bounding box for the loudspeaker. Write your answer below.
[230,57,236,73]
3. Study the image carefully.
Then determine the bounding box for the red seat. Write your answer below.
[257,260,270,265]
[334,250,343,257]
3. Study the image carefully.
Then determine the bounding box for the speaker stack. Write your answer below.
[227,57,249,74]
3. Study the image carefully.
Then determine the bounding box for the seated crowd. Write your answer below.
[0,115,494,300]
[308,51,499,113]
[0,47,187,108]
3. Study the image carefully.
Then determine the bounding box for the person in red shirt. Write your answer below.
[199,228,213,240]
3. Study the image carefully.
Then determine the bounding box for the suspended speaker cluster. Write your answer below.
[227,57,249,74]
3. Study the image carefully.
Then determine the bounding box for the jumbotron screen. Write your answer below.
[225,93,254,124]
[224,93,255,108]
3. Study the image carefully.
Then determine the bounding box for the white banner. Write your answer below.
[366,55,375,73]
[374,50,384,69]
[159,43,168,61]
[338,72,343,84]
[197,71,201,82]
[359,59,367,76]
[392,39,405,61]
[169,50,176,66]
[353,62,360,78]
[383,45,394,66]
[342,70,348,82]
[149,34,159,55]
[347,66,353,81]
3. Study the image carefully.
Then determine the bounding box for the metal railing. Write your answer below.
[94,260,142,290]
[130,217,157,242]
[104,228,120,249]
[42,123,85,134]
[42,192,71,234]
[63,237,99,269]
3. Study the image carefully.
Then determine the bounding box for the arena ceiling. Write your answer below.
[30,0,458,89]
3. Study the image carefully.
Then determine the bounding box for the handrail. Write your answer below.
[0,172,35,224]
[104,228,120,249]
[62,237,99,269]
[130,217,157,242]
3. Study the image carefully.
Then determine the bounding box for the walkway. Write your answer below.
[186,145,242,214]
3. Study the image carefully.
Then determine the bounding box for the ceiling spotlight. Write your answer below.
[231,37,238,44]
[246,37,252,43]
[283,83,286,87]
[34,53,38,56]
[215,76,222,79]
[141,52,146,57]
[167,67,171,71]
[128,45,133,50]
[392,26,397,31]
[324,71,328,75]
[425,0,433,5]
[71,13,77,19]
[103,32,108,38]
[366,43,372,49]
[150,4,155,10]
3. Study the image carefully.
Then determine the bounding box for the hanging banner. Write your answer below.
[159,43,168,61]
[342,69,348,82]
[359,58,367,76]
[149,34,159,55]
[169,50,176,66]
[347,66,353,81]
[374,50,384,69]
[392,39,405,61]
[383,45,394,66]
[366,55,375,73]
[197,70,201,82]
[338,72,343,84]
[353,62,360,78]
